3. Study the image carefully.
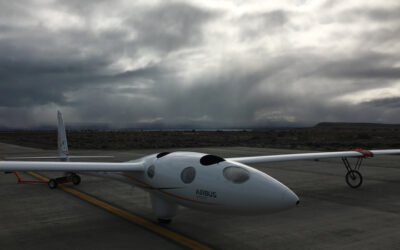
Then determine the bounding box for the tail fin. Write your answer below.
[57,110,69,160]
[4,110,113,161]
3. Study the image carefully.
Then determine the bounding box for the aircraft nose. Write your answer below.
[257,176,300,213]
[281,189,299,208]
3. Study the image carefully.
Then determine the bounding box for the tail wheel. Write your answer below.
[71,174,81,185]
[345,170,363,188]
[48,179,58,189]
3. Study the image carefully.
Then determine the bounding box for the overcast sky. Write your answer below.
[0,0,399,129]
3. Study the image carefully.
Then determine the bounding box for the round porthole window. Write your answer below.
[223,166,250,184]
[181,167,196,184]
[147,165,155,178]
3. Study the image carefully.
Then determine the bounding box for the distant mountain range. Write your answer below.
[315,122,400,129]
[1,121,399,131]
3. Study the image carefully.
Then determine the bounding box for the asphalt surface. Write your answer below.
[0,142,399,249]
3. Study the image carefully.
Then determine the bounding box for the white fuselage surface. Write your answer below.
[110,151,299,219]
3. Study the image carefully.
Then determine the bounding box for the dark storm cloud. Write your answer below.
[0,38,111,106]
[0,1,216,108]
[62,55,296,127]
[78,52,373,127]
[362,97,400,108]
[127,2,218,52]
[317,51,400,80]
[0,0,399,128]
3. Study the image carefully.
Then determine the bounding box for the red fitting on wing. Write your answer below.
[352,148,374,158]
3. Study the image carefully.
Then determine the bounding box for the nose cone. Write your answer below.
[281,189,299,208]
[253,173,300,213]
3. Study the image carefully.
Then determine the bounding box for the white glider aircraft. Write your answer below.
[1,112,400,223]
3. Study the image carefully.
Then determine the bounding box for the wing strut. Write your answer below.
[342,148,373,188]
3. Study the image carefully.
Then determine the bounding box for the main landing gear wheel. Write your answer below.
[345,170,363,189]
[48,179,58,189]
[71,174,81,185]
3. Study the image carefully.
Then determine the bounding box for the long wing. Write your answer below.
[227,149,400,164]
[4,156,114,160]
[0,161,145,172]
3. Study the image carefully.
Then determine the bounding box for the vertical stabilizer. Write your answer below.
[57,111,69,160]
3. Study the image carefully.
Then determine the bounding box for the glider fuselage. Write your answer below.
[120,152,299,216]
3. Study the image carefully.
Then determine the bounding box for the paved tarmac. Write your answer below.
[0,142,399,249]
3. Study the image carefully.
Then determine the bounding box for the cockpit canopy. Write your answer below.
[200,155,225,165]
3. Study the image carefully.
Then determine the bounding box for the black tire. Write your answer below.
[157,218,172,224]
[345,170,363,188]
[48,179,58,189]
[71,174,81,185]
